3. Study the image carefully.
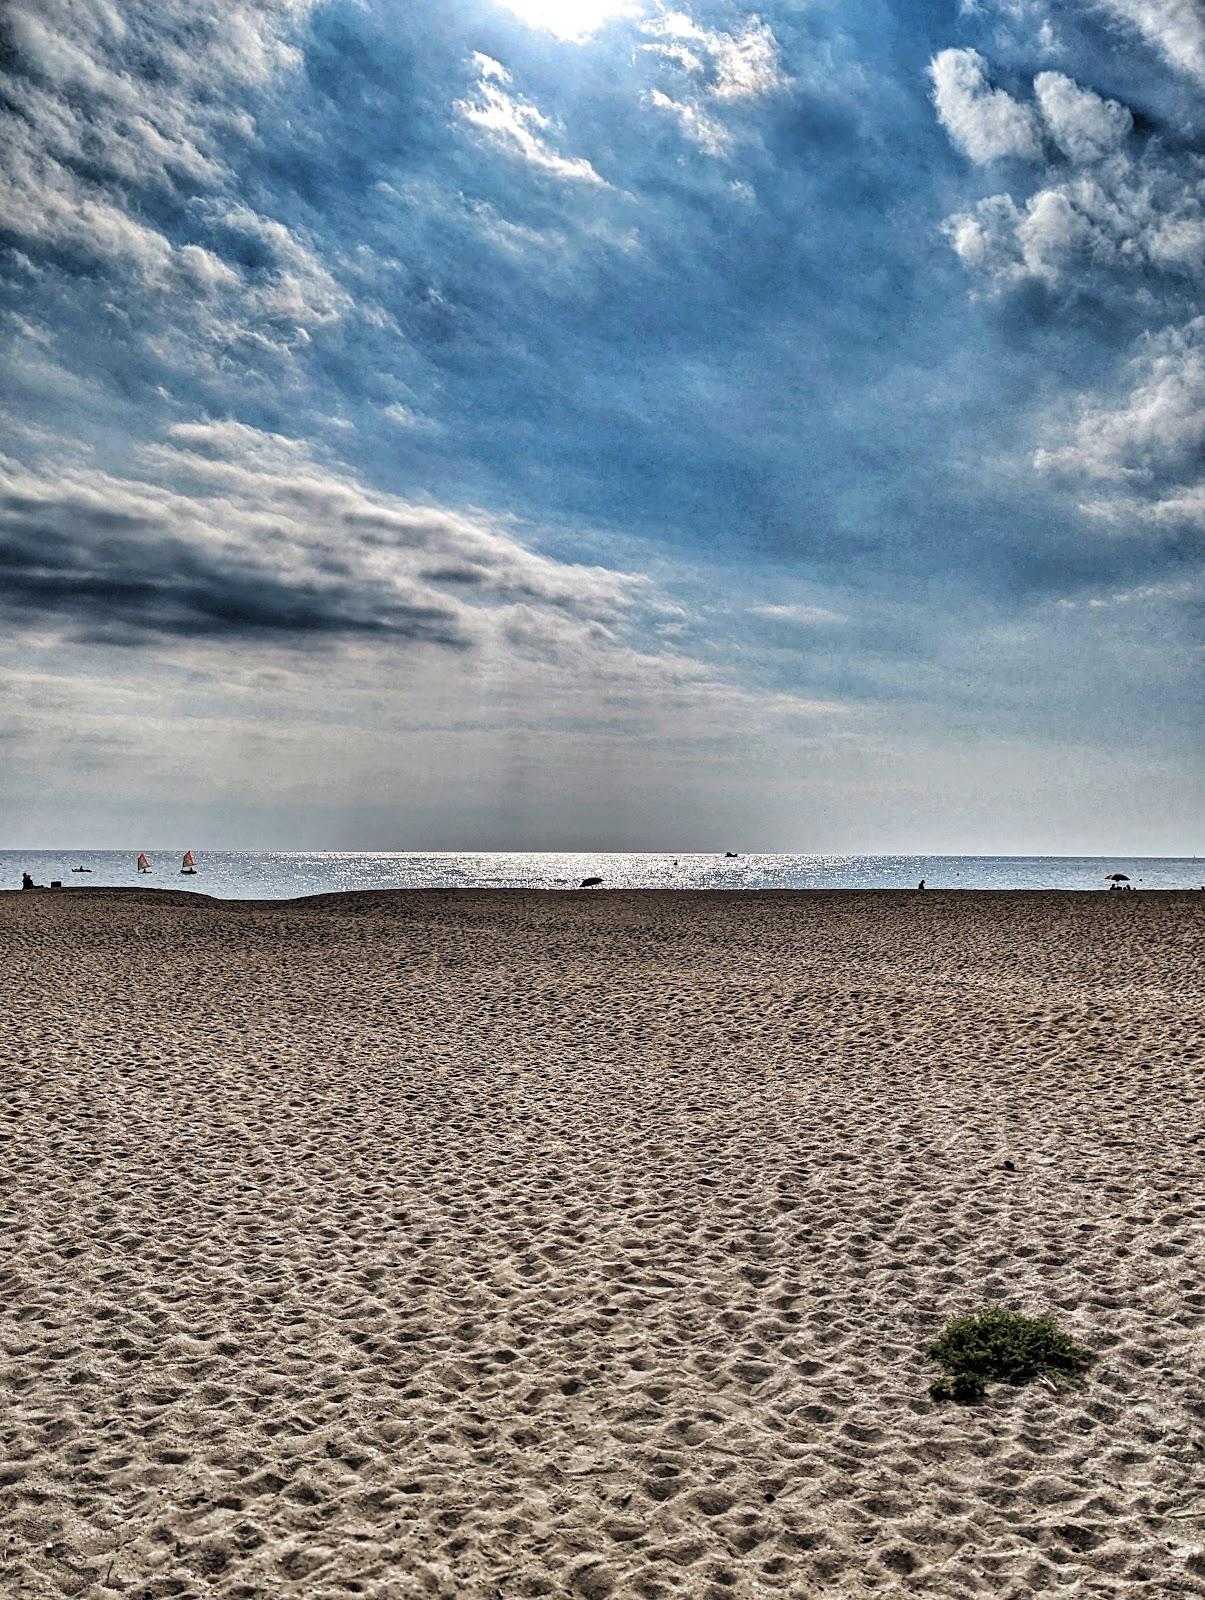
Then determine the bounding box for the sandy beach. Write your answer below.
[1,888,1203,1599]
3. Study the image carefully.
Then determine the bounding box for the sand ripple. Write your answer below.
[1,889,1203,1597]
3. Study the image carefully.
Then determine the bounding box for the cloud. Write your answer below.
[1054,576,1198,609]
[931,50,1133,172]
[0,0,350,358]
[751,603,846,626]
[1034,316,1205,529]
[934,51,1201,291]
[640,13,786,155]
[1032,71,1133,163]
[644,88,731,157]
[931,25,1204,642]
[645,12,786,101]
[455,54,607,185]
[929,48,1043,164]
[1091,0,1205,85]
[943,153,1205,289]
[961,0,1061,55]
[0,422,645,647]
[382,403,435,430]
[197,203,351,328]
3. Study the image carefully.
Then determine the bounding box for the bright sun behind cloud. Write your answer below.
[497,0,643,41]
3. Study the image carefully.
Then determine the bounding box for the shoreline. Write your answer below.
[4,882,1202,904]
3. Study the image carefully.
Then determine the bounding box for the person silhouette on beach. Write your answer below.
[917,879,925,891]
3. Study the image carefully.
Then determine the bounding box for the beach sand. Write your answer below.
[1,888,1203,1598]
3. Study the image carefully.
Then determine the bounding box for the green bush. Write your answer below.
[928,1307,1096,1403]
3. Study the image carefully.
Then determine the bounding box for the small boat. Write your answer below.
[180,850,198,876]
[725,851,738,858]
[137,852,152,873]
[71,866,91,873]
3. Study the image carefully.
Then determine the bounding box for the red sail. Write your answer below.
[182,851,196,867]
[137,852,151,870]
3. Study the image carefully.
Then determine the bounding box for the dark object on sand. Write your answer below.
[580,876,603,888]
[928,1307,1096,1404]
[1002,1159,1016,1171]
[50,881,62,890]
[918,879,926,890]
[21,872,35,891]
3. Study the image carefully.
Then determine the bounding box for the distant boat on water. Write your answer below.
[71,866,91,873]
[137,852,151,873]
[181,850,197,876]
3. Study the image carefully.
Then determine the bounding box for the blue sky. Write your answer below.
[1,0,1201,849]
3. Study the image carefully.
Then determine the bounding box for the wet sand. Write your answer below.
[1,888,1203,1598]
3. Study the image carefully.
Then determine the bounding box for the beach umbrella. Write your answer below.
[1105,872,1129,881]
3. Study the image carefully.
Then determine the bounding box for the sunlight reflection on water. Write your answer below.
[2,851,1200,899]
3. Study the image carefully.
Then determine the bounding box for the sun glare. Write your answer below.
[498,0,642,42]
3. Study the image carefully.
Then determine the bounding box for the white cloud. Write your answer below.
[0,118,175,276]
[642,13,785,100]
[752,603,846,626]
[934,51,1201,293]
[645,87,731,157]
[943,152,1205,288]
[203,204,351,328]
[1092,0,1205,85]
[931,51,1133,173]
[641,13,786,156]
[473,52,510,81]
[381,403,435,430]
[0,0,351,359]
[931,34,1205,570]
[1032,71,1132,162]
[929,48,1043,163]
[455,56,607,185]
[1036,316,1205,481]
[1035,317,1205,532]
[173,245,241,295]
[960,0,1061,55]
[1054,577,1198,609]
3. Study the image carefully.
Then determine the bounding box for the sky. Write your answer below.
[1,0,1202,851]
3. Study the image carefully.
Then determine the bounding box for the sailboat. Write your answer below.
[180,850,198,876]
[137,852,151,873]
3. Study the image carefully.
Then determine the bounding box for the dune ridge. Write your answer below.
[1,890,1203,1598]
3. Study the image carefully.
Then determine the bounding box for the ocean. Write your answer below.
[2,851,1200,899]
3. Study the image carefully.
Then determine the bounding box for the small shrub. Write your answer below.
[928,1307,1096,1403]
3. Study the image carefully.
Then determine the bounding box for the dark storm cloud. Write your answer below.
[0,491,466,645]
[0,423,644,649]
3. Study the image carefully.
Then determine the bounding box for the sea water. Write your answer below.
[2,851,1200,899]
